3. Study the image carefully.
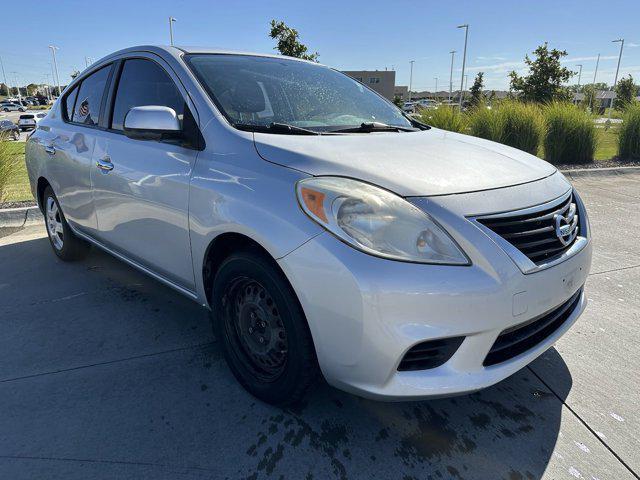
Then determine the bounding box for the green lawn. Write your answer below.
[0,142,33,203]
[595,126,619,161]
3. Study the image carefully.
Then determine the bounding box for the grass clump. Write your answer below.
[420,105,468,133]
[618,103,640,160]
[543,102,597,165]
[468,101,543,155]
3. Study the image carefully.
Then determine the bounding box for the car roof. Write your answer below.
[96,45,322,66]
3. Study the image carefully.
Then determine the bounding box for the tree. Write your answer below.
[70,70,80,80]
[26,83,39,96]
[469,72,485,107]
[509,43,574,102]
[269,20,318,61]
[614,75,636,111]
[0,83,7,96]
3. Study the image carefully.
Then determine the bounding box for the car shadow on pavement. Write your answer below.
[0,235,573,480]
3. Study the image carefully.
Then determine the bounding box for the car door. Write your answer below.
[90,55,200,291]
[44,64,113,233]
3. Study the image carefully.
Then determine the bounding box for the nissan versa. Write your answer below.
[25,46,591,405]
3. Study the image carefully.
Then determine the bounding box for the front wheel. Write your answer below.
[211,249,319,406]
[43,186,90,261]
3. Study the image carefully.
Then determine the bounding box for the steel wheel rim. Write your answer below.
[224,277,288,381]
[46,196,64,251]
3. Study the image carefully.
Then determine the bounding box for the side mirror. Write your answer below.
[123,106,181,140]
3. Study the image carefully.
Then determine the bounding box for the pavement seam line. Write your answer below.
[0,342,214,384]
[0,454,218,472]
[588,264,640,276]
[527,365,640,480]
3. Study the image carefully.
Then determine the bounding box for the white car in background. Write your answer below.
[18,112,47,131]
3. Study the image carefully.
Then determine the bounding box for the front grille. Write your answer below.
[398,336,464,371]
[483,288,583,367]
[476,193,580,265]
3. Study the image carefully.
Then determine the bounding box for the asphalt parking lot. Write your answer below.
[0,172,638,480]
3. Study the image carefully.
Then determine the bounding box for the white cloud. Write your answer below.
[564,55,617,63]
[627,42,639,48]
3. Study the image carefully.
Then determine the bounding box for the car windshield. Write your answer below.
[185,54,413,133]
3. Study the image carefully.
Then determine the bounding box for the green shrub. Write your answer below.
[543,102,597,164]
[497,101,543,155]
[468,101,542,155]
[618,102,640,160]
[469,104,502,141]
[420,106,468,133]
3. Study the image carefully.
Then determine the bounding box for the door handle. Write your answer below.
[44,145,56,155]
[96,156,114,172]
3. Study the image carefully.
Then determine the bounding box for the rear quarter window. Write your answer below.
[71,65,111,126]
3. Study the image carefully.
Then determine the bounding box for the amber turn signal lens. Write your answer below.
[300,187,328,223]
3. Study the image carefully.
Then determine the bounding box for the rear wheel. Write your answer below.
[43,186,90,261]
[211,249,319,406]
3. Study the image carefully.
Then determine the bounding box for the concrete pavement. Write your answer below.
[0,173,638,480]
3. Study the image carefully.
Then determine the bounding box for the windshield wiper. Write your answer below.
[329,122,418,133]
[235,122,320,135]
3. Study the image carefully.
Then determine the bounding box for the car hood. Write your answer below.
[253,128,556,196]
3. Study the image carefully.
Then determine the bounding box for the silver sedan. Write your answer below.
[25,46,591,405]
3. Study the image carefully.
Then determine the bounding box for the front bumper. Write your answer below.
[278,195,591,400]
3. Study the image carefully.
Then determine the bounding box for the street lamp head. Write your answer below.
[170,17,177,22]
[457,24,468,29]
[612,39,623,43]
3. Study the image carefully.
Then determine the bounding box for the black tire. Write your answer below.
[211,249,319,406]
[42,186,90,261]
[2,108,8,112]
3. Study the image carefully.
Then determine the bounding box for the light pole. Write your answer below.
[590,54,600,112]
[592,53,600,84]
[448,50,456,103]
[11,72,22,101]
[0,55,8,96]
[576,64,583,88]
[434,77,438,101]
[608,39,624,121]
[49,45,62,97]
[44,74,52,102]
[169,17,177,46]
[457,24,469,108]
[408,60,415,101]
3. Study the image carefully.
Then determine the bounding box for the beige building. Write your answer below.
[342,70,396,101]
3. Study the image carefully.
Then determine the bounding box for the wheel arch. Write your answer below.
[36,176,52,213]
[201,231,286,309]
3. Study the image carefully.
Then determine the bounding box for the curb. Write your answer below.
[0,206,42,228]
[560,166,640,179]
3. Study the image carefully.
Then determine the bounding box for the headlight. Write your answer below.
[296,177,469,265]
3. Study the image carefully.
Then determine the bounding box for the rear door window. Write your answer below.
[64,85,79,121]
[73,65,111,126]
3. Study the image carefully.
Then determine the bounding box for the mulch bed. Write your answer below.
[558,159,640,170]
[0,200,37,210]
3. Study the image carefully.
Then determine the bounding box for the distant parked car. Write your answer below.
[18,112,47,131]
[416,99,438,110]
[0,101,26,112]
[0,119,19,140]
[402,101,416,113]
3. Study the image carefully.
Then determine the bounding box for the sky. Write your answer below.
[2,0,640,92]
